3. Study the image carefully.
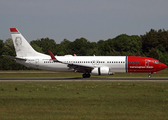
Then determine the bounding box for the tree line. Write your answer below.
[0,29,168,70]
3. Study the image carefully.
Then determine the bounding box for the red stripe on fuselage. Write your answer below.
[127,56,165,73]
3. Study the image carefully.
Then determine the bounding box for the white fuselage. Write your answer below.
[16,55,127,73]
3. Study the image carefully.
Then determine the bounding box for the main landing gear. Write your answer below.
[82,73,91,78]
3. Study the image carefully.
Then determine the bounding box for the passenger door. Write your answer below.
[35,59,39,67]
[145,59,149,68]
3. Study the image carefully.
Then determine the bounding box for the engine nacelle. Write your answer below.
[91,67,114,76]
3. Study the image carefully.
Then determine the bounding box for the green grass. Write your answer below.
[0,71,83,78]
[0,82,168,119]
[0,69,168,78]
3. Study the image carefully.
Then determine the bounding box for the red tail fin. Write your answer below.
[10,28,19,33]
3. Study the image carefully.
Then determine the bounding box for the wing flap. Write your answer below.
[68,64,94,73]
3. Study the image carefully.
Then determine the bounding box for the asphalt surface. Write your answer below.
[0,77,168,82]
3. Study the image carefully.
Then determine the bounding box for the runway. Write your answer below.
[0,77,168,82]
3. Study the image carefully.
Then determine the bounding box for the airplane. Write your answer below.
[6,28,167,78]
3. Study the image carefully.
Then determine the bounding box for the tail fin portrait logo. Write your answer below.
[15,37,22,46]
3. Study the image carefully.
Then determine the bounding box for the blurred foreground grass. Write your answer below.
[0,82,168,120]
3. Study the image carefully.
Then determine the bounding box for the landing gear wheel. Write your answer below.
[82,73,91,78]
[87,73,91,78]
[148,73,151,78]
[82,74,86,78]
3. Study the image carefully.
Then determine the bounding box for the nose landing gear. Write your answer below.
[148,73,151,78]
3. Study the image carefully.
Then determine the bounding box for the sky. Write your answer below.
[1,0,168,43]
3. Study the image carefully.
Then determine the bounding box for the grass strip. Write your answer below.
[0,82,168,120]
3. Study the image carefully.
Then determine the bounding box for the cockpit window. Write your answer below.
[153,61,159,63]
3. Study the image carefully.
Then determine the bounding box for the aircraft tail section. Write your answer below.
[10,28,44,57]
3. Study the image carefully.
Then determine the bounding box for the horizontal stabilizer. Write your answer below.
[3,55,26,61]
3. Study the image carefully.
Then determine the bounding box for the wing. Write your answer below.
[48,50,94,73]
[67,64,94,73]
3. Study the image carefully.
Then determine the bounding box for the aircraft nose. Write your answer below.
[161,63,167,70]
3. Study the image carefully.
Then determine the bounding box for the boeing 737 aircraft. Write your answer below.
[7,28,167,78]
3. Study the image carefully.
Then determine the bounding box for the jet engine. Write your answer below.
[91,67,114,75]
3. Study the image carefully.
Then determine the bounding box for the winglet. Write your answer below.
[48,50,59,62]
[48,50,56,59]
